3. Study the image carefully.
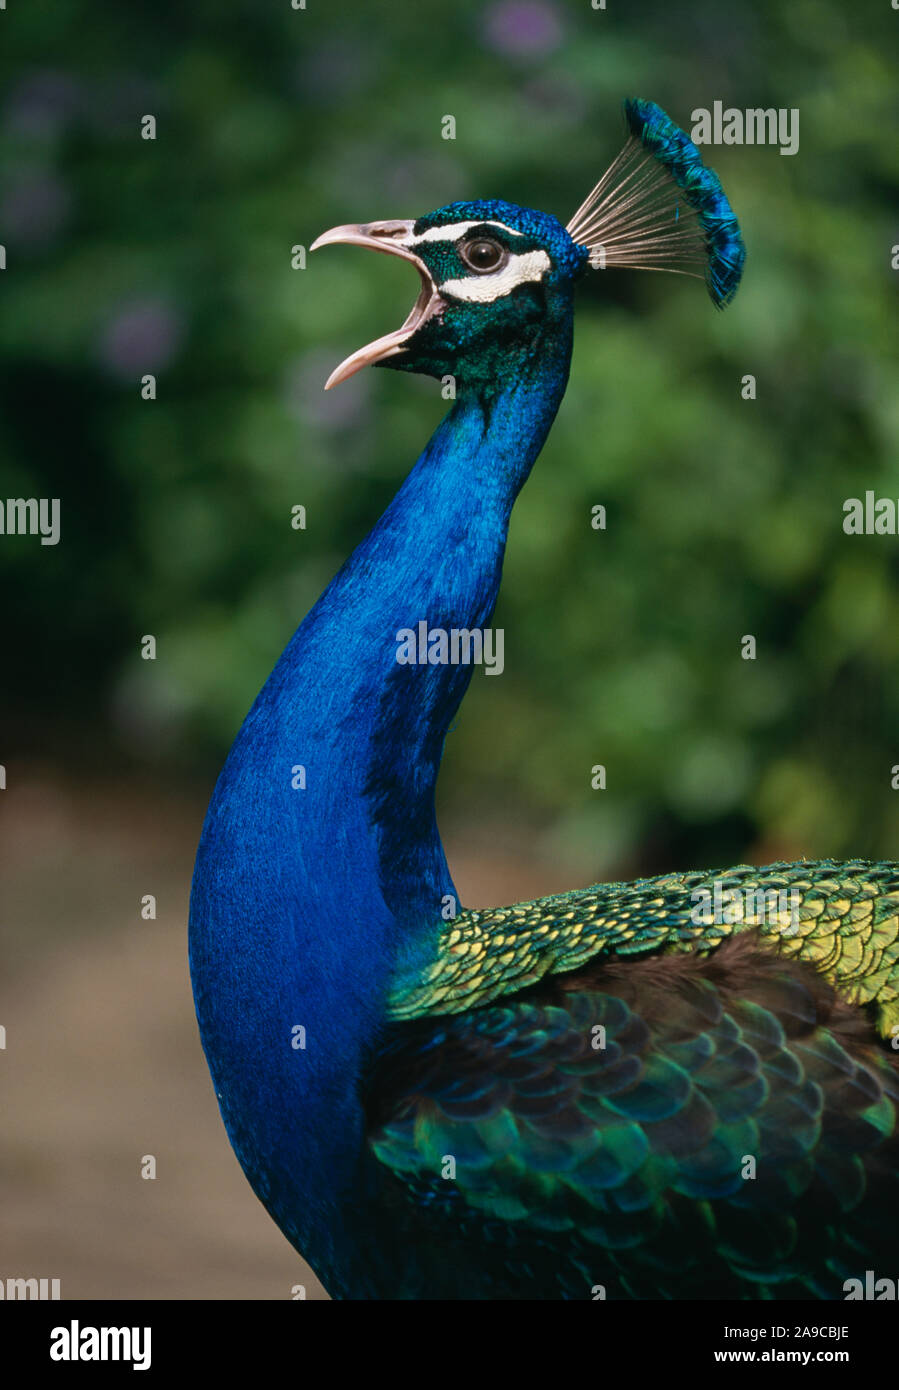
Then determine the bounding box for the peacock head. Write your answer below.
[311,201,587,391]
[311,100,746,393]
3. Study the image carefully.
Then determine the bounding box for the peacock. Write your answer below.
[189,100,899,1300]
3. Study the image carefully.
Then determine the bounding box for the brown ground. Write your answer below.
[1,769,578,1299]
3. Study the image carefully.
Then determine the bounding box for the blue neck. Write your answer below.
[189,319,573,1289]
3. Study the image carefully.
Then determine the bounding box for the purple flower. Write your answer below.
[284,350,371,439]
[522,75,589,123]
[99,299,183,378]
[4,70,85,138]
[294,40,377,107]
[482,1,564,59]
[1,172,70,249]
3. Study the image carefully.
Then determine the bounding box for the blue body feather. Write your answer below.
[188,245,576,1293]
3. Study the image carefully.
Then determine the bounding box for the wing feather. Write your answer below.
[369,935,899,1298]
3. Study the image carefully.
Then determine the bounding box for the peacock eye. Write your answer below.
[460,238,506,274]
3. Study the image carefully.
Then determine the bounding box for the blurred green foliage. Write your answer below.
[1,0,898,877]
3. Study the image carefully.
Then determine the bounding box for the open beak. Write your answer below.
[309,221,440,390]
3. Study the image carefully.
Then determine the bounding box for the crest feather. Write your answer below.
[567,99,746,308]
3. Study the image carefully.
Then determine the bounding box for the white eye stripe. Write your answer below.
[440,249,551,303]
[409,219,524,245]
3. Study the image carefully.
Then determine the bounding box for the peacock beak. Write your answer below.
[310,221,441,390]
